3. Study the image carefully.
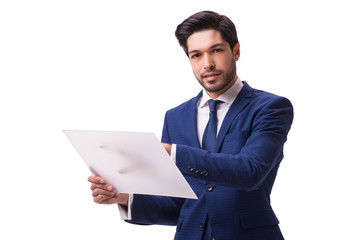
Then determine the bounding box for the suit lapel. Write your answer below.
[215,82,254,152]
[189,91,203,149]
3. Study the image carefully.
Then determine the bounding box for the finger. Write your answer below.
[92,188,116,197]
[90,183,114,191]
[93,194,114,204]
[88,175,105,184]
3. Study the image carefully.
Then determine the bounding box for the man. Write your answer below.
[88,11,293,240]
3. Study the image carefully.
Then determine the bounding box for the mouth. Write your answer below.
[202,72,221,82]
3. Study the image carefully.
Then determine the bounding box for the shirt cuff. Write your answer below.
[171,144,177,163]
[118,193,133,220]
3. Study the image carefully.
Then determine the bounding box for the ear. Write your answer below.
[233,42,240,61]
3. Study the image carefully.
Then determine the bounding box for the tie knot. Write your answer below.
[208,99,221,114]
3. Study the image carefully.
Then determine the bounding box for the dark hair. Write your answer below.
[175,11,239,56]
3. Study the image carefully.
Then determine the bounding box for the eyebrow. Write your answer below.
[188,43,226,55]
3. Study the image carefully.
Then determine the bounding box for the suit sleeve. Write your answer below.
[126,195,184,226]
[175,96,293,191]
[161,110,171,144]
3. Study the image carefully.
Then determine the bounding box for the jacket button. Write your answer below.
[200,222,205,228]
[206,184,213,192]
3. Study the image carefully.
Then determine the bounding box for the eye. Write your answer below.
[191,53,201,59]
[213,48,223,53]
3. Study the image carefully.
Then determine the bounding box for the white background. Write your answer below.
[1,0,359,239]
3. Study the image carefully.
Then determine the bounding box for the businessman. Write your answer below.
[88,11,293,240]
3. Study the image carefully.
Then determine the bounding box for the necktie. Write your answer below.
[202,99,221,152]
[201,99,221,240]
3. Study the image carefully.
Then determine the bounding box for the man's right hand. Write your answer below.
[88,175,129,206]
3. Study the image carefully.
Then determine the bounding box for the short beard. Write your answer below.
[195,59,237,93]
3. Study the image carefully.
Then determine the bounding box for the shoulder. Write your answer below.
[247,84,293,109]
[249,86,294,126]
[240,82,294,122]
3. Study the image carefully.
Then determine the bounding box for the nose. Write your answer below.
[203,54,215,71]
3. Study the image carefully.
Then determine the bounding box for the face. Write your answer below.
[187,29,240,99]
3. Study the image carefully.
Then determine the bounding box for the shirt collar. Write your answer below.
[199,77,244,108]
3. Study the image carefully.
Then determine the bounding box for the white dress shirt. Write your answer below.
[197,78,243,145]
[119,78,244,222]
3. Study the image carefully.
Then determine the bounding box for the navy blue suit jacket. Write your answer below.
[127,82,293,240]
